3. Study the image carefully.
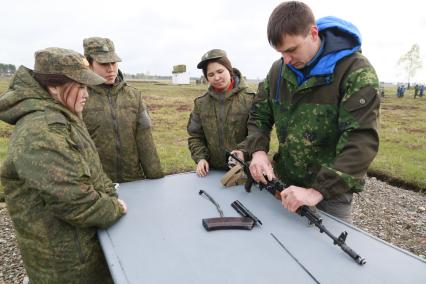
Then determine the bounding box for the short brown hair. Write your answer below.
[202,57,234,79]
[267,1,315,47]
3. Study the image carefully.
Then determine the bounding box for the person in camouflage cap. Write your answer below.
[244,1,380,222]
[0,47,127,283]
[187,49,255,176]
[82,37,164,182]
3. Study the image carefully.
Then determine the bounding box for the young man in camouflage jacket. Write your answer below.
[246,1,380,222]
[82,37,164,183]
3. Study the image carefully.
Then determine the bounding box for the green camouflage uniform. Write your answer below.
[247,52,380,205]
[187,68,255,169]
[82,37,164,182]
[0,48,124,284]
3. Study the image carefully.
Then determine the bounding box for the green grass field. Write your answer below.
[0,77,425,201]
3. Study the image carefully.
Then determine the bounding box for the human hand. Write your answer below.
[280,186,323,213]
[118,199,128,214]
[228,150,244,168]
[196,159,209,177]
[249,151,275,184]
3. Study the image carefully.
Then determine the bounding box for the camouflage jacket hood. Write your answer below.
[187,68,255,169]
[83,70,164,182]
[0,66,124,283]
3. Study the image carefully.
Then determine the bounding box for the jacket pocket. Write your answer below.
[343,92,375,112]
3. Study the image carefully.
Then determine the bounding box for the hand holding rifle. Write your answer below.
[249,151,324,212]
[249,151,275,184]
[226,150,366,265]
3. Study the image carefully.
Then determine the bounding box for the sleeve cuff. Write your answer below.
[311,165,365,200]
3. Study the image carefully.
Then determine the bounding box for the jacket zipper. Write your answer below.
[107,89,124,182]
[218,94,225,165]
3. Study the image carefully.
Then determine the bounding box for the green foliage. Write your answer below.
[0,78,424,202]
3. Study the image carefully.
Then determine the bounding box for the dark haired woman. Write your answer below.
[0,47,126,283]
[187,49,255,176]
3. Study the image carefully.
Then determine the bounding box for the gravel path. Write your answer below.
[353,177,426,259]
[0,203,25,284]
[1,177,425,283]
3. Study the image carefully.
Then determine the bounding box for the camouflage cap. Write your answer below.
[34,47,106,85]
[83,37,122,63]
[197,49,227,69]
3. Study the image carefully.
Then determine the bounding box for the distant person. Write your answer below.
[379,86,385,97]
[0,48,127,283]
[396,83,405,98]
[401,84,406,97]
[82,37,164,182]
[245,1,380,222]
[420,84,425,97]
[395,84,401,97]
[187,49,255,176]
[414,84,420,99]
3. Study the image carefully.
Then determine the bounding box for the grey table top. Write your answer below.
[99,171,426,284]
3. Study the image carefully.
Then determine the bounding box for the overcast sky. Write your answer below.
[1,0,425,83]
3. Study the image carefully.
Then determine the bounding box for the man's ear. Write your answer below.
[310,25,319,40]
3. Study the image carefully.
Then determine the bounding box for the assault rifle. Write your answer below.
[226,150,366,265]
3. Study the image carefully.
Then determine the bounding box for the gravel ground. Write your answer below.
[352,177,426,259]
[0,203,25,284]
[1,177,425,283]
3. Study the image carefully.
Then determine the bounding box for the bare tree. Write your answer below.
[397,44,422,88]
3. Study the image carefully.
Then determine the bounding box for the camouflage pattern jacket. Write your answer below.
[246,17,380,199]
[83,71,164,182]
[0,66,125,284]
[187,69,255,170]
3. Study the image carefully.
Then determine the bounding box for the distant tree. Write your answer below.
[0,63,16,75]
[8,64,16,74]
[397,44,422,88]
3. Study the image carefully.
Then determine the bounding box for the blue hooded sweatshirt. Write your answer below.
[288,16,362,85]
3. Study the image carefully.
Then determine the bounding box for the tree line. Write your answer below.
[0,44,422,83]
[123,72,172,80]
[0,63,16,75]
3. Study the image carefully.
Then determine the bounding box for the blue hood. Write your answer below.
[288,16,362,84]
[317,16,362,45]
